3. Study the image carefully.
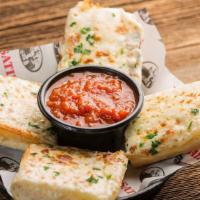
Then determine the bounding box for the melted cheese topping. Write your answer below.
[0,76,56,148]
[126,81,200,167]
[11,144,128,200]
[59,1,143,82]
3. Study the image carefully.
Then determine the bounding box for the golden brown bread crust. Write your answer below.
[127,131,200,167]
[0,125,42,150]
[19,145,31,165]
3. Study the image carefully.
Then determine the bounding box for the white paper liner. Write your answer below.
[0,9,198,200]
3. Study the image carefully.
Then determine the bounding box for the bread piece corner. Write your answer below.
[11,144,128,200]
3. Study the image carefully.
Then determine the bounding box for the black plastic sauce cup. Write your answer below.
[37,66,144,152]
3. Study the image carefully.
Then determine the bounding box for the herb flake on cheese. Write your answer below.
[74,43,83,53]
[86,34,95,45]
[70,21,77,27]
[43,166,50,171]
[120,48,124,55]
[145,131,157,139]
[106,174,112,180]
[86,175,98,184]
[149,140,161,155]
[3,91,8,97]
[53,171,60,177]
[82,49,91,55]
[187,121,193,131]
[30,152,37,156]
[70,59,80,66]
[93,167,101,171]
[31,91,37,96]
[28,122,40,129]
[139,142,144,148]
[80,27,91,34]
[191,108,199,115]
[74,43,91,55]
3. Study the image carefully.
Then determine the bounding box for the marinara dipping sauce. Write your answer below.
[46,72,136,128]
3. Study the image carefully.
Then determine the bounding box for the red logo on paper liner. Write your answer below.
[121,180,136,194]
[189,150,200,160]
[0,51,16,77]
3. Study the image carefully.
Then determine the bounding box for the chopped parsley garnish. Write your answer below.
[106,174,112,180]
[28,122,40,129]
[0,103,4,107]
[187,121,193,131]
[112,13,116,17]
[149,147,158,155]
[191,108,199,115]
[70,21,77,27]
[43,166,50,171]
[3,92,8,97]
[30,152,37,156]
[152,140,161,148]
[53,171,60,176]
[149,140,161,155]
[74,43,83,53]
[86,34,95,45]
[74,43,91,55]
[31,91,37,95]
[70,59,79,66]
[82,49,91,55]
[93,167,101,171]
[86,175,98,184]
[98,175,103,179]
[120,48,124,55]
[136,129,140,135]
[139,142,144,148]
[80,27,91,34]
[145,131,157,139]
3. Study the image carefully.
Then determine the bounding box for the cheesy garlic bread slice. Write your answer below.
[11,144,128,200]
[0,75,56,150]
[59,0,143,82]
[126,81,200,167]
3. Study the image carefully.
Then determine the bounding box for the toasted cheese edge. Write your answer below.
[0,124,44,150]
[0,122,56,151]
[127,129,200,167]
